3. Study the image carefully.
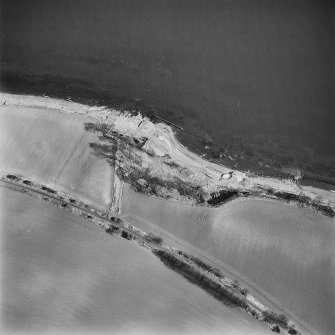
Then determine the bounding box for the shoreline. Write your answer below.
[1,71,334,191]
[1,92,333,219]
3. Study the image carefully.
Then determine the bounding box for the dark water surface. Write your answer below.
[1,0,334,178]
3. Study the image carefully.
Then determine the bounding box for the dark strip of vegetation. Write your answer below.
[152,249,248,309]
[41,186,56,194]
[105,224,120,234]
[271,325,280,333]
[144,233,163,245]
[173,251,252,296]
[23,180,32,185]
[275,191,335,218]
[177,250,222,278]
[121,230,132,240]
[312,203,335,218]
[109,216,123,224]
[6,174,19,181]
[153,249,297,333]
[122,166,205,204]
[207,189,239,205]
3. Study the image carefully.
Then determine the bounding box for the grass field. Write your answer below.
[122,185,335,335]
[0,105,113,210]
[1,187,270,334]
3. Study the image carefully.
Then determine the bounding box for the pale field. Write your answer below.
[122,185,335,335]
[0,187,269,334]
[0,105,113,210]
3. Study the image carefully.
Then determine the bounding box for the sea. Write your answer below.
[1,0,334,180]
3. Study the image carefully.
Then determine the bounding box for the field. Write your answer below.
[0,187,269,334]
[0,105,113,210]
[121,185,335,335]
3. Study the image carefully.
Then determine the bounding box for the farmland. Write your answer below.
[122,185,335,335]
[0,105,113,210]
[1,186,270,334]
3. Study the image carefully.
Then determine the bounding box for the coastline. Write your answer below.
[1,92,334,218]
[1,71,334,191]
